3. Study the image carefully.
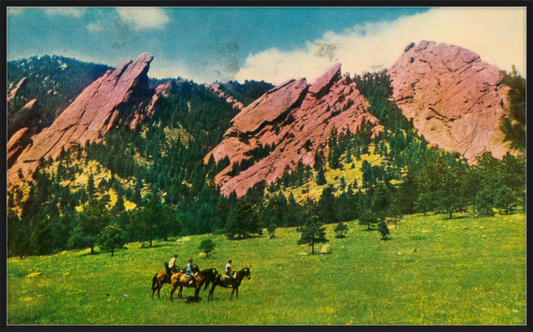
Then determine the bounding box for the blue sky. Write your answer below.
[7,7,526,84]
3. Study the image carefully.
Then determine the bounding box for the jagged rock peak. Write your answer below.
[389,41,512,163]
[206,63,383,197]
[308,62,342,96]
[8,53,155,187]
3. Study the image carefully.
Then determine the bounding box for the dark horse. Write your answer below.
[169,266,218,302]
[208,267,251,301]
[151,263,183,299]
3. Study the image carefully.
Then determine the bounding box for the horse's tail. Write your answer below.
[151,273,159,291]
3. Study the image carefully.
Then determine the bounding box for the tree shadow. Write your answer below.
[140,243,174,249]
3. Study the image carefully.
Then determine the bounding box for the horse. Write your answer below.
[151,263,183,299]
[169,265,218,302]
[208,267,251,301]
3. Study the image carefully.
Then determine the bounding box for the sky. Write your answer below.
[7,6,527,85]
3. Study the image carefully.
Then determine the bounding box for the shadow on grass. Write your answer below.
[227,235,263,241]
[140,243,175,249]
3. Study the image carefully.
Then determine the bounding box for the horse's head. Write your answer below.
[243,267,251,280]
[192,264,200,273]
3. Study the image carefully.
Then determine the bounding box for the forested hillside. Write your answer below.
[7,62,525,259]
[7,55,112,139]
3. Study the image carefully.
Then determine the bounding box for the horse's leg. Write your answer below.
[231,288,235,300]
[208,283,215,301]
[178,285,183,299]
[236,287,239,299]
[170,285,176,303]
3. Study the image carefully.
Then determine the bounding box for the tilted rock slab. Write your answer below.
[205,82,244,111]
[206,63,383,197]
[8,53,154,186]
[7,127,32,169]
[389,41,513,163]
[7,77,27,102]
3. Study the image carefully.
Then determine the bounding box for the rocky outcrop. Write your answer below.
[7,77,27,102]
[8,53,154,186]
[8,99,39,140]
[205,82,244,111]
[389,41,513,163]
[206,63,383,197]
[7,127,32,168]
[130,81,172,130]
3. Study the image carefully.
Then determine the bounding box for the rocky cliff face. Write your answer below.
[8,99,39,140]
[389,41,512,163]
[206,63,383,197]
[7,77,27,102]
[8,53,155,186]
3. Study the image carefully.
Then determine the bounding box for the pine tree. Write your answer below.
[97,223,126,257]
[297,215,328,254]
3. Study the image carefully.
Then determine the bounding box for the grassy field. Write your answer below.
[7,211,526,325]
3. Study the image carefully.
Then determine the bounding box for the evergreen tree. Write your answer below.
[198,239,216,258]
[500,68,526,153]
[315,166,327,186]
[297,215,328,254]
[225,201,262,239]
[334,222,349,238]
[377,220,390,240]
[359,211,378,231]
[97,224,126,257]
[69,198,110,254]
[267,223,277,239]
[8,209,31,259]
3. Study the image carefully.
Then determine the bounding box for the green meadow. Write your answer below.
[7,211,526,325]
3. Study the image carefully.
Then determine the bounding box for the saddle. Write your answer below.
[221,274,235,287]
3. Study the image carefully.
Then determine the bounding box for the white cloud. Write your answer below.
[44,7,87,18]
[116,7,169,31]
[235,7,526,85]
[86,22,104,32]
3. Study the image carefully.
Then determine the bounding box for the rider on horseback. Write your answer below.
[186,259,197,285]
[225,259,235,286]
[165,254,178,283]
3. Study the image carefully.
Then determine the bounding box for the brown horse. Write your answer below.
[208,267,251,301]
[169,266,218,302]
[151,263,183,299]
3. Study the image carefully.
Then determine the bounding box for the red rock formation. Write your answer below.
[206,63,383,197]
[7,77,27,102]
[7,127,31,168]
[389,41,513,163]
[130,81,172,130]
[205,82,244,111]
[8,53,154,186]
[8,99,39,140]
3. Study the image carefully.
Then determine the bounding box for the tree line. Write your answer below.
[7,69,525,259]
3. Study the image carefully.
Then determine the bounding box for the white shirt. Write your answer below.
[169,257,176,268]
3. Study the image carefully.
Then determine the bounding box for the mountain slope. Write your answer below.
[8,53,156,186]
